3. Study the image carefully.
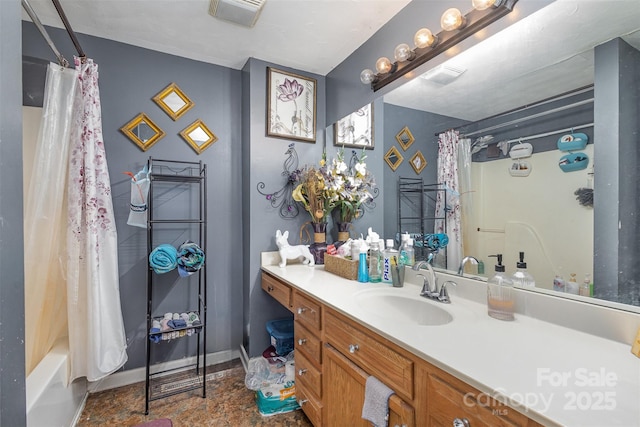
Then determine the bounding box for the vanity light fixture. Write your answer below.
[361,0,518,91]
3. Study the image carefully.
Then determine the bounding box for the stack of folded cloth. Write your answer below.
[149,312,202,342]
[148,244,178,274]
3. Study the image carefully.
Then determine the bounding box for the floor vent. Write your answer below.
[209,0,267,28]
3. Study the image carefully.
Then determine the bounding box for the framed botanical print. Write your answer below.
[396,126,415,151]
[266,67,317,142]
[334,103,374,149]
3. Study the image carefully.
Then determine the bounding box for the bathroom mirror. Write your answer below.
[153,82,194,121]
[120,113,165,151]
[179,119,217,154]
[336,1,640,308]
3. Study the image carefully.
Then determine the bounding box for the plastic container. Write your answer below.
[265,318,294,356]
[557,132,588,151]
[511,252,535,288]
[579,273,592,297]
[487,254,515,321]
[368,239,382,283]
[398,233,411,266]
[558,152,589,172]
[357,247,369,283]
[382,239,398,284]
[566,273,579,294]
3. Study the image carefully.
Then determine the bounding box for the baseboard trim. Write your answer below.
[87,348,241,393]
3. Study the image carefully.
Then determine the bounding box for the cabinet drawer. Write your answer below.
[293,291,321,331]
[296,384,322,427]
[325,309,414,401]
[428,372,531,427]
[261,272,292,311]
[294,321,322,365]
[295,350,322,399]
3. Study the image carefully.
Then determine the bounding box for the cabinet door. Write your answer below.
[324,344,415,427]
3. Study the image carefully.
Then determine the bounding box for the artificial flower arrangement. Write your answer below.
[292,148,376,226]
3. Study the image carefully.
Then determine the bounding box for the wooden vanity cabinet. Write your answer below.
[261,270,544,427]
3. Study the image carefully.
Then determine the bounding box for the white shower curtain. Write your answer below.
[24,63,79,376]
[434,130,465,271]
[66,57,127,381]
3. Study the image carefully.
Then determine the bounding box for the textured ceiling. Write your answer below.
[22,0,411,75]
[384,0,640,121]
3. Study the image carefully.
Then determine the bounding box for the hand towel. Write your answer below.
[361,375,394,427]
[177,240,205,277]
[149,244,178,274]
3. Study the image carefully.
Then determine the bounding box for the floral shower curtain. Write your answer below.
[24,63,79,376]
[66,57,127,381]
[434,130,465,270]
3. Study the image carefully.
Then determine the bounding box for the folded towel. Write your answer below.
[177,240,205,277]
[149,244,178,274]
[362,376,394,427]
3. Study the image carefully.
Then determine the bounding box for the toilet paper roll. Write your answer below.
[285,361,295,381]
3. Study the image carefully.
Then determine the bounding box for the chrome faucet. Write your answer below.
[413,260,437,298]
[414,260,457,303]
[458,256,479,275]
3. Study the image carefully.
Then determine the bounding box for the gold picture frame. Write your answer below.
[410,151,427,174]
[120,113,165,151]
[153,82,194,121]
[396,126,415,151]
[384,146,404,171]
[180,119,218,154]
[266,67,317,142]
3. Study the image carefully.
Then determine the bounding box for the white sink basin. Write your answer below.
[355,288,453,326]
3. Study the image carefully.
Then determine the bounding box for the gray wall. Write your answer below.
[0,1,27,425]
[22,23,244,369]
[593,38,640,304]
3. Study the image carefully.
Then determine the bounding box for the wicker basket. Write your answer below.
[324,254,359,280]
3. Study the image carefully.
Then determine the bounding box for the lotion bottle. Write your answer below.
[382,239,397,284]
[487,254,515,321]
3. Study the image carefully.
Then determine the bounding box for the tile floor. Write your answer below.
[77,359,312,427]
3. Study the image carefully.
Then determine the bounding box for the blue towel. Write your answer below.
[149,244,178,274]
[177,240,205,277]
[362,376,394,427]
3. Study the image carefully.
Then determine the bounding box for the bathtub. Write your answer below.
[26,338,87,427]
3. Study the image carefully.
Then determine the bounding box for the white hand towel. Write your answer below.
[361,376,395,427]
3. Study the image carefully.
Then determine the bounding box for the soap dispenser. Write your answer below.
[487,254,515,321]
[511,251,535,288]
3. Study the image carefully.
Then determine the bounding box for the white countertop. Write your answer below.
[262,261,640,427]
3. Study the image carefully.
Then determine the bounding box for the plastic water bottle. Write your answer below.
[399,233,414,267]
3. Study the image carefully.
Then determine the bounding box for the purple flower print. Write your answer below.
[277,78,303,102]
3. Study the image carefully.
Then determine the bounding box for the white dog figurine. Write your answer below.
[275,230,315,268]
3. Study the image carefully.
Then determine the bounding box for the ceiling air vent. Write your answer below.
[420,65,466,85]
[209,0,266,28]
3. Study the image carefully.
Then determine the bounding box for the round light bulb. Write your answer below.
[414,28,437,49]
[375,57,392,74]
[472,0,496,11]
[360,69,375,84]
[441,8,466,31]
[394,43,414,62]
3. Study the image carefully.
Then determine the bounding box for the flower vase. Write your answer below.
[309,222,328,265]
[336,222,351,243]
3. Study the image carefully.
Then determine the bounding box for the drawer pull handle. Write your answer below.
[297,399,308,406]
[298,338,307,345]
[267,285,274,292]
[453,418,470,427]
[349,344,359,353]
[298,369,307,376]
[297,307,306,314]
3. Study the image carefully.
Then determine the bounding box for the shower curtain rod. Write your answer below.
[21,0,68,66]
[434,84,594,137]
[500,122,593,145]
[21,0,86,67]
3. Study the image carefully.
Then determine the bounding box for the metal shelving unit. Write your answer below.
[397,177,447,262]
[145,157,207,414]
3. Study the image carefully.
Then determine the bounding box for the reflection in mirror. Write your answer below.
[153,82,194,121]
[180,119,217,154]
[395,126,414,151]
[384,146,404,171]
[368,1,640,308]
[120,113,165,151]
[334,103,374,149]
